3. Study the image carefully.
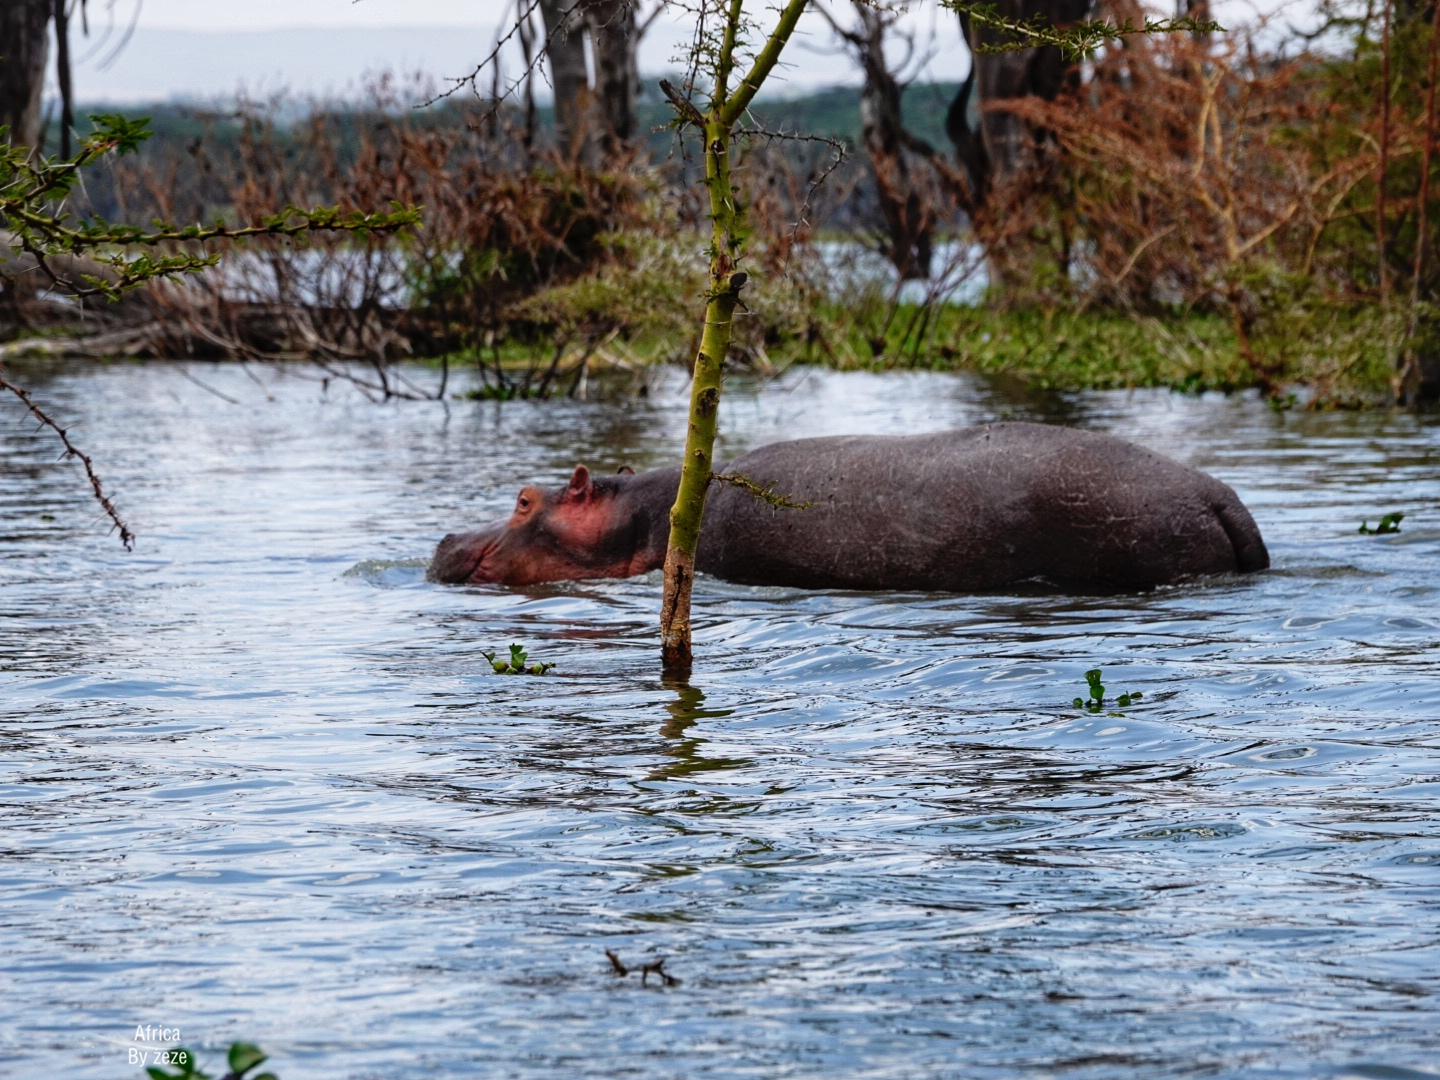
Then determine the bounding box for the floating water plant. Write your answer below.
[143,1041,276,1080]
[1358,512,1404,534]
[482,644,555,676]
[1073,668,1143,711]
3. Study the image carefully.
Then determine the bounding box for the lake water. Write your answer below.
[1,362,1437,1079]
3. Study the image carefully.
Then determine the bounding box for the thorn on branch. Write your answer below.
[659,79,706,126]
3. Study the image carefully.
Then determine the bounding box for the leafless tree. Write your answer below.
[822,1,967,280]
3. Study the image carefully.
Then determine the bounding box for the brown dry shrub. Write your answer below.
[75,79,852,391]
[971,5,1433,399]
[87,81,661,376]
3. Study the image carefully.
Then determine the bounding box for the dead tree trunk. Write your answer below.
[538,0,597,163]
[587,0,638,154]
[823,1,968,280]
[0,0,52,155]
[53,0,75,158]
[852,5,933,280]
[539,0,639,164]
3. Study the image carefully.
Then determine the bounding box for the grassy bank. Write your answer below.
[457,301,1397,405]
[822,303,1397,405]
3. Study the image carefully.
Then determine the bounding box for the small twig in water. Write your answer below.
[604,950,680,987]
[641,957,680,987]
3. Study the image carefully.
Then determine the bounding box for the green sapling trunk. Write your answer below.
[658,0,810,670]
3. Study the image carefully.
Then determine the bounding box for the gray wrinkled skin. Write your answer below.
[434,423,1269,591]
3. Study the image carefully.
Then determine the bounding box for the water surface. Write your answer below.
[1,362,1437,1078]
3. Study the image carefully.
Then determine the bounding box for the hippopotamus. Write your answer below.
[429,423,1269,592]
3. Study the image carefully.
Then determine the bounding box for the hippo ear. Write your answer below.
[616,465,635,475]
[567,465,592,500]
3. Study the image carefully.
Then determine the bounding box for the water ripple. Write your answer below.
[1,363,1437,1078]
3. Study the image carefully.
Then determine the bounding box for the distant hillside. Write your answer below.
[56,82,966,160]
[743,82,962,152]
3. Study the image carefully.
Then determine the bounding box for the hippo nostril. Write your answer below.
[428,529,497,584]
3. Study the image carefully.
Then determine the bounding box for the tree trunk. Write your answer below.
[658,0,809,672]
[538,0,597,163]
[53,0,74,159]
[945,12,990,210]
[586,0,637,154]
[658,118,743,670]
[945,0,1092,207]
[0,0,52,155]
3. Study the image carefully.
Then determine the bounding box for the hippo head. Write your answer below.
[430,465,649,586]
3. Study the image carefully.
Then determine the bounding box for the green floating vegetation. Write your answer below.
[483,644,555,676]
[145,1041,275,1080]
[1358,512,1404,535]
[1072,668,1143,712]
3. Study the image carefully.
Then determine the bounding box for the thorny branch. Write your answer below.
[417,0,548,110]
[734,122,850,246]
[709,470,812,509]
[942,0,1223,58]
[2,115,421,301]
[0,372,135,550]
[2,112,425,550]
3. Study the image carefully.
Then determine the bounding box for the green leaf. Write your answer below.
[1117,694,1131,707]
[1130,691,1143,700]
[228,1042,268,1075]
[1072,697,1085,708]
[1089,684,1105,702]
[1084,669,1102,685]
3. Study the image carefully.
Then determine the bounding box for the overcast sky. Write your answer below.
[68,0,1293,105]
[64,0,970,103]
[122,0,508,29]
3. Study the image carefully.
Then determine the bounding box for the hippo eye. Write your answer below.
[516,493,531,511]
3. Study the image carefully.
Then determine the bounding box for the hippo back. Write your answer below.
[696,424,1267,590]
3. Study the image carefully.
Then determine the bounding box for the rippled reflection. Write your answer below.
[0,361,1437,1078]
